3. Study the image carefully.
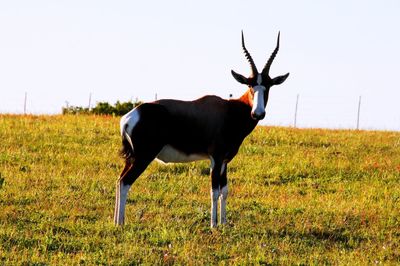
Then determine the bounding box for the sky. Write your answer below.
[0,0,400,130]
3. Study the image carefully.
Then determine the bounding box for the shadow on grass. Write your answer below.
[269,226,367,250]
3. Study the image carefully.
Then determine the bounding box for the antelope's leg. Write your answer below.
[114,162,132,224]
[210,157,223,228]
[219,162,228,225]
[210,188,219,228]
[114,159,151,225]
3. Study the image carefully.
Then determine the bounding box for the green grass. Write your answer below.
[0,114,399,264]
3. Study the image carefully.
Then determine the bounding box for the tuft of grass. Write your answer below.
[0,114,399,264]
[0,173,4,189]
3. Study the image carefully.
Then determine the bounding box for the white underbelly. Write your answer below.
[156,145,208,164]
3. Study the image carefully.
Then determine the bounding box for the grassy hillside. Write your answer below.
[0,114,399,264]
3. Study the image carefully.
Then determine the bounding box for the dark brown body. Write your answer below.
[122,93,257,166]
[115,89,261,227]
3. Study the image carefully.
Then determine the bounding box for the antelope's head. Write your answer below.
[232,31,289,120]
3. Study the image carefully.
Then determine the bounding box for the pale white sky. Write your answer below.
[1,1,399,130]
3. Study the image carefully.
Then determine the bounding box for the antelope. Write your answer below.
[114,31,289,228]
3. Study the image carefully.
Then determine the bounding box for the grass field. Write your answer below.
[0,114,399,265]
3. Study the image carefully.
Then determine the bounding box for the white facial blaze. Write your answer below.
[252,85,266,117]
[251,74,266,118]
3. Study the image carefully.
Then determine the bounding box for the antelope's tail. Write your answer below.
[120,124,134,161]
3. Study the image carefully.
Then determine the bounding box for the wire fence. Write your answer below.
[263,93,400,131]
[1,92,400,131]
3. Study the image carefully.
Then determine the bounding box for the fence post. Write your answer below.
[294,94,299,128]
[88,93,92,110]
[24,92,27,115]
[356,96,362,130]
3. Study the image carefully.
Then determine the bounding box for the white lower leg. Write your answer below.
[210,188,219,228]
[114,182,120,224]
[220,185,228,224]
[114,181,131,225]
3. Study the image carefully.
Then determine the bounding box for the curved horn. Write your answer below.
[241,31,258,77]
[262,31,280,76]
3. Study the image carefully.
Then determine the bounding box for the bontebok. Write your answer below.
[115,31,289,227]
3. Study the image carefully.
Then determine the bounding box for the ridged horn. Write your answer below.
[241,31,258,77]
[262,31,280,76]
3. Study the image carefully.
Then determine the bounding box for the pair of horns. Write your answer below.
[241,30,280,77]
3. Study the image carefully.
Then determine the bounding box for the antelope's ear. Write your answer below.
[231,70,249,85]
[272,73,290,85]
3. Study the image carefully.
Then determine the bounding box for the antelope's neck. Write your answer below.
[238,88,254,108]
[228,88,258,136]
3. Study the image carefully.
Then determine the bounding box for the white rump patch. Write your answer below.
[120,107,140,150]
[156,145,208,164]
[120,107,140,137]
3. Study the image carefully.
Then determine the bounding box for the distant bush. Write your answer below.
[62,100,142,116]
